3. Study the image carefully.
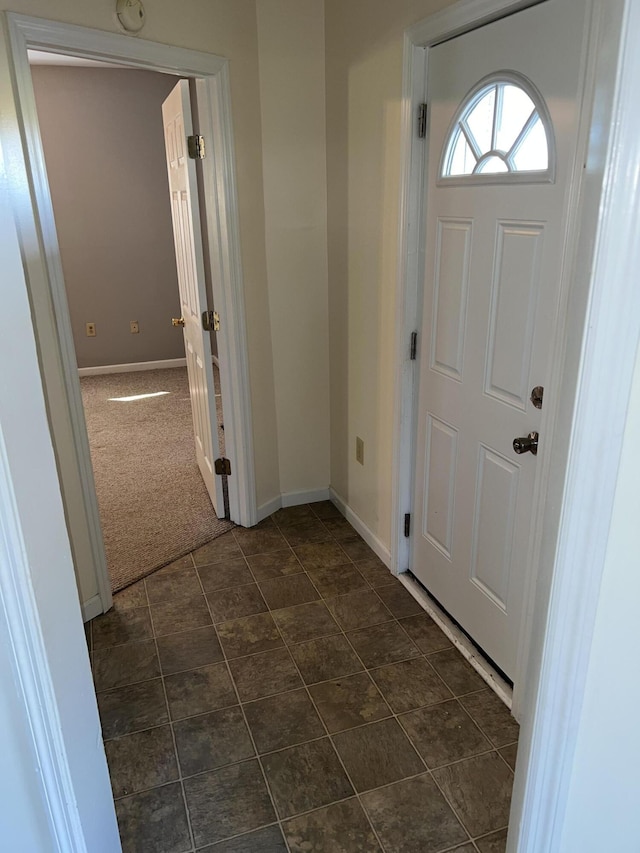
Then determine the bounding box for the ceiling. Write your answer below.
[27,50,131,69]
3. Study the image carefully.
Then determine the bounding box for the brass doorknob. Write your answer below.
[171,317,185,327]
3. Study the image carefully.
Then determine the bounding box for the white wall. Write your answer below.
[325,0,452,544]
[0,614,58,853]
[256,0,330,501]
[0,167,119,850]
[557,343,640,849]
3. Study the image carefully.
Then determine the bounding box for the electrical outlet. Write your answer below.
[356,436,364,465]
[86,322,96,337]
[130,320,140,334]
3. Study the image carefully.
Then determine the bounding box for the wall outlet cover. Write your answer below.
[130,320,140,334]
[86,322,96,337]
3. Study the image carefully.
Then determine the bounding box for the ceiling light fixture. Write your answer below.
[116,0,146,34]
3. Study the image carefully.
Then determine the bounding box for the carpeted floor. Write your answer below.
[80,366,233,593]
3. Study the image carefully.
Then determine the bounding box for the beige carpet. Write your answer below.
[80,366,233,592]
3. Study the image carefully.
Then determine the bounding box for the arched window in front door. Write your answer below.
[440,73,554,184]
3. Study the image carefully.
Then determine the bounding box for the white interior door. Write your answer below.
[162,81,225,517]
[411,0,589,679]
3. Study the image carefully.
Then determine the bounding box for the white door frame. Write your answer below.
[2,13,257,617]
[392,0,637,848]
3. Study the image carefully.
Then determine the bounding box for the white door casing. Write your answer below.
[2,10,257,623]
[162,81,225,516]
[411,0,590,679]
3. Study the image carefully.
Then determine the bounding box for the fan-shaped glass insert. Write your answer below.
[441,77,551,179]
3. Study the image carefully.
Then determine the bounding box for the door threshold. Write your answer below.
[398,571,513,710]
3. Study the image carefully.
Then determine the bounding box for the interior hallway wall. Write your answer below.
[32,65,183,369]
[325,0,452,550]
[4,0,280,510]
[256,0,330,500]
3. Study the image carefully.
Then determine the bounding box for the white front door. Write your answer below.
[162,81,225,517]
[411,0,589,679]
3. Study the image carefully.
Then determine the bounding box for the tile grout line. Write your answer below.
[248,500,391,829]
[105,718,510,791]
[105,741,513,827]
[454,696,518,777]
[96,601,509,736]
[264,594,391,853]
[101,506,515,850]
[143,574,198,853]
[102,588,511,749]
[314,608,478,851]
[95,508,383,846]
[248,504,411,850]
[325,584,510,847]
[194,551,295,853]
[473,825,509,845]
[245,514,495,850]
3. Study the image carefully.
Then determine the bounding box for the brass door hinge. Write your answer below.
[202,310,221,332]
[187,134,205,159]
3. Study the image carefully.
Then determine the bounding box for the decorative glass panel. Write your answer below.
[441,76,552,180]
[512,116,548,171]
[496,85,535,151]
[466,88,495,154]
[449,134,476,176]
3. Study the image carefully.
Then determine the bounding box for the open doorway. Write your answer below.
[29,52,233,599]
[1,13,256,850]
[5,10,258,626]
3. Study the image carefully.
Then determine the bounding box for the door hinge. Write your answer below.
[410,331,418,361]
[404,513,411,537]
[202,310,220,332]
[417,103,428,139]
[214,457,231,476]
[187,134,206,159]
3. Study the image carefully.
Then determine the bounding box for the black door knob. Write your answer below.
[513,432,539,455]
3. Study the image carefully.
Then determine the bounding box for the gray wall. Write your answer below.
[32,66,185,368]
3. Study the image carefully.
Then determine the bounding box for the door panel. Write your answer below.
[411,0,589,678]
[485,222,544,409]
[162,81,224,516]
[423,414,458,559]
[469,445,519,612]
[431,219,472,381]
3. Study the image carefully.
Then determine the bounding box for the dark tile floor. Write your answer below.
[88,501,518,853]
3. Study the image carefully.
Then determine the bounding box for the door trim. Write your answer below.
[3,14,257,616]
[392,0,631,850]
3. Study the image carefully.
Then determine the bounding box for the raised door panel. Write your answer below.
[422,414,458,559]
[484,222,544,410]
[470,445,519,612]
[430,218,473,381]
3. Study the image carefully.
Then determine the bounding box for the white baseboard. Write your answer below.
[256,488,331,523]
[81,593,104,622]
[78,358,187,377]
[399,572,513,710]
[329,488,392,569]
[282,488,330,507]
[256,495,282,522]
